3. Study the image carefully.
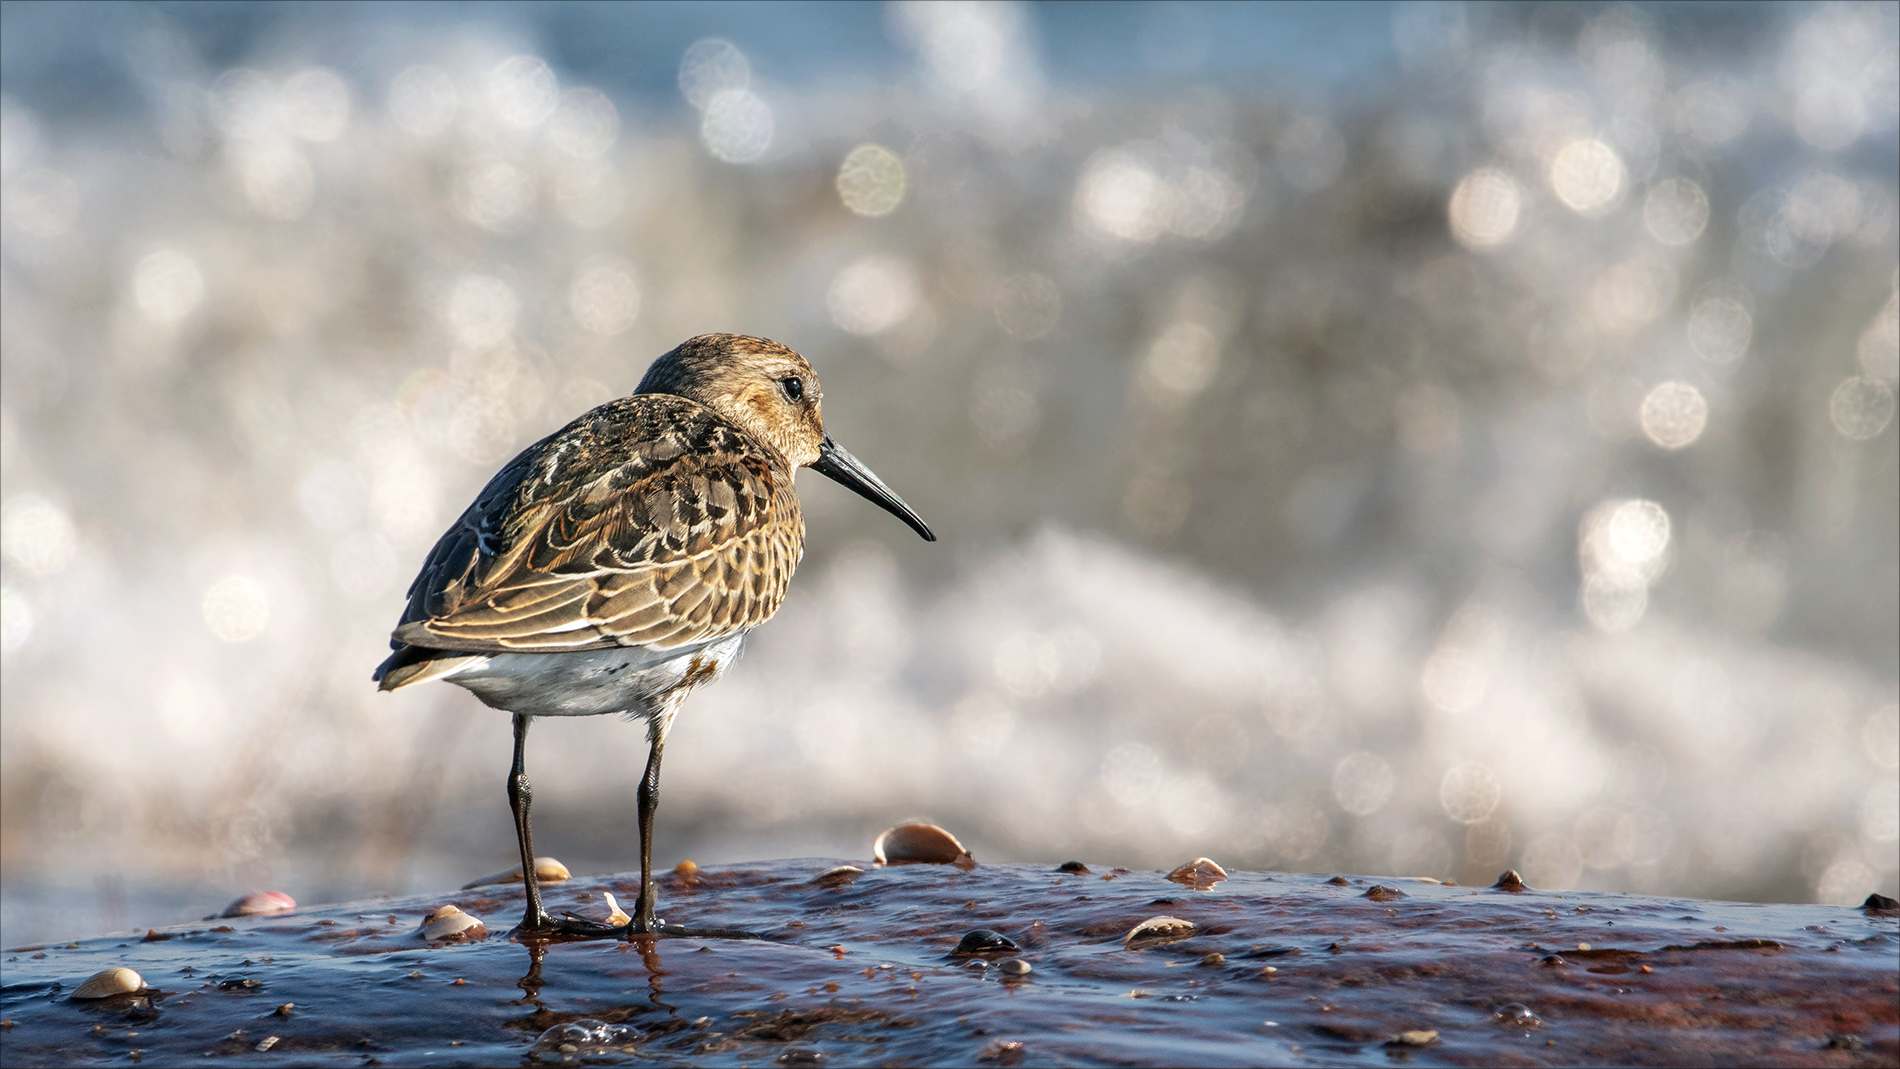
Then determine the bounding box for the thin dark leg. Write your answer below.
[508,713,551,931]
[626,726,765,943]
[506,714,629,941]
[632,734,665,934]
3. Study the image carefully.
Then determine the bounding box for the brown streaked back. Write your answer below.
[376,390,803,683]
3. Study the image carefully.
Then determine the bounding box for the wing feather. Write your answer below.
[381,394,801,666]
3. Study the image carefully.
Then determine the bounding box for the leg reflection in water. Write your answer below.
[515,941,548,1005]
[511,938,677,1033]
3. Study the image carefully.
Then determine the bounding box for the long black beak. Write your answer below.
[808,435,937,542]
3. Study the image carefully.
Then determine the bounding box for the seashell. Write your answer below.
[601,892,632,927]
[220,891,296,918]
[996,957,1032,977]
[1165,857,1228,890]
[461,857,571,889]
[1387,1030,1439,1047]
[812,865,864,889]
[1124,915,1196,949]
[418,904,488,943]
[72,967,143,1000]
[872,822,970,866]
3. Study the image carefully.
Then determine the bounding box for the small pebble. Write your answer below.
[1259,966,1278,977]
[1492,870,1529,892]
[997,958,1032,977]
[73,968,142,1000]
[1363,885,1405,902]
[1200,953,1225,967]
[1057,861,1089,874]
[1388,1030,1438,1047]
[953,929,1020,956]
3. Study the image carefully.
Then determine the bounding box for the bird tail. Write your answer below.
[374,645,481,691]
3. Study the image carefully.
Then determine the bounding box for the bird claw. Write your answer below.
[643,921,771,941]
[512,912,626,942]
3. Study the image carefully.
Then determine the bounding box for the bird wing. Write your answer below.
[388,394,800,656]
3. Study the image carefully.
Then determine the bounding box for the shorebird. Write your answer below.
[374,334,935,938]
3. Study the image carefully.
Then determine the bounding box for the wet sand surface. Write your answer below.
[3,860,1895,1067]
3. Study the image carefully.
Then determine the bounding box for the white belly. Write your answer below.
[440,632,746,721]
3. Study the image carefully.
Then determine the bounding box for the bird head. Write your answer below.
[637,334,935,541]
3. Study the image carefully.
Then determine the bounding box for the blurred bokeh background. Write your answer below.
[2,0,1896,946]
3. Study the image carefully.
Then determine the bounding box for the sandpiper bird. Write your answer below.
[373,334,935,938]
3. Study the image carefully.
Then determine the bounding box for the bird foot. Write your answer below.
[512,912,626,942]
[625,919,771,942]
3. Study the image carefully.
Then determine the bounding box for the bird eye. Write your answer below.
[781,376,804,402]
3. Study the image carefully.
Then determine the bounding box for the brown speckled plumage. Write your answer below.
[372,333,934,938]
[380,394,799,674]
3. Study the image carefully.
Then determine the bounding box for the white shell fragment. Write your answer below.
[1165,857,1228,890]
[873,823,971,866]
[72,967,143,1000]
[417,904,489,943]
[813,865,864,888]
[220,891,296,917]
[461,857,571,889]
[602,892,632,927]
[1124,915,1197,949]
[997,957,1033,977]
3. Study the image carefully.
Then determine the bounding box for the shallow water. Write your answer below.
[2,0,1897,949]
[3,859,1895,1066]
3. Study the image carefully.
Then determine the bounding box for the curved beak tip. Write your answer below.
[811,437,937,543]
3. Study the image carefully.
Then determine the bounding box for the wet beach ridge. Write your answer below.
[2,825,1896,1067]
